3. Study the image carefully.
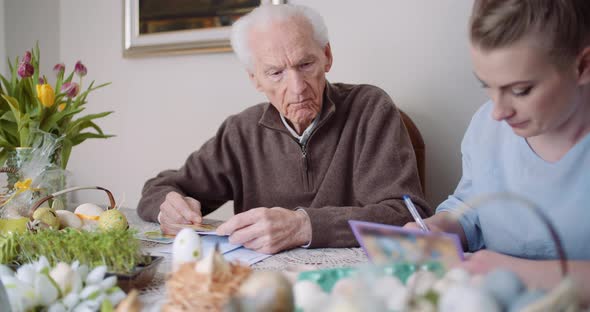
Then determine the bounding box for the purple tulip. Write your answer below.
[22,51,32,64]
[61,82,80,98]
[38,77,46,84]
[74,61,87,77]
[53,63,65,76]
[17,61,34,78]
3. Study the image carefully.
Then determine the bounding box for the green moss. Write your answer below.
[0,233,18,264]
[5,228,150,273]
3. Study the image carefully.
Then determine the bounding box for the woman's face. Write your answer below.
[470,37,585,138]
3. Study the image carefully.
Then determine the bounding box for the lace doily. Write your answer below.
[121,208,369,310]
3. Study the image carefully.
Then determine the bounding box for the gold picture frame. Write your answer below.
[123,0,287,57]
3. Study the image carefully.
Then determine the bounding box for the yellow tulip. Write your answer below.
[58,103,66,112]
[36,83,55,108]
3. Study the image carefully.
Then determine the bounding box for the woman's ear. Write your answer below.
[576,46,590,85]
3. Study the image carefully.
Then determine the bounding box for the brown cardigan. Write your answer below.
[137,82,432,248]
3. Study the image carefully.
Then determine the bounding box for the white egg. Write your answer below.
[406,270,438,296]
[385,287,408,312]
[55,210,82,229]
[331,277,359,298]
[74,203,104,231]
[439,285,501,312]
[74,203,104,216]
[372,275,405,299]
[293,280,329,312]
[172,228,202,271]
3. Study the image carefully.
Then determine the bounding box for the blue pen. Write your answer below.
[403,195,430,232]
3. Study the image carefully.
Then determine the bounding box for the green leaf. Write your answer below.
[2,95,22,127]
[0,74,11,96]
[60,138,73,169]
[0,120,18,143]
[0,149,9,166]
[19,123,30,147]
[0,134,12,148]
[66,111,113,136]
[40,107,84,132]
[7,56,14,75]
[70,132,114,146]
[0,111,16,122]
[10,56,18,93]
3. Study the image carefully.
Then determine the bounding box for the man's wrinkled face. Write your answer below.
[248,17,333,133]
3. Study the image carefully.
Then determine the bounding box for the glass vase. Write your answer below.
[1,147,69,216]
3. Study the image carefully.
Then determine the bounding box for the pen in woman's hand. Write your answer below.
[403,195,430,232]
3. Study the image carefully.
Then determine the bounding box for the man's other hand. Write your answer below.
[159,191,202,235]
[216,207,311,254]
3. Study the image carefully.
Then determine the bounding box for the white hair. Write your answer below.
[230,4,330,70]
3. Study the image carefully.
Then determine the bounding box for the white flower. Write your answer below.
[3,275,36,312]
[99,275,117,290]
[48,302,67,312]
[4,257,124,312]
[75,263,89,282]
[35,273,60,305]
[62,291,81,308]
[50,262,76,295]
[80,284,101,299]
[85,266,107,285]
[34,256,51,271]
[0,264,15,277]
[15,263,37,285]
[108,288,127,305]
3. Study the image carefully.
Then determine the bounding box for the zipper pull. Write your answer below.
[302,147,308,172]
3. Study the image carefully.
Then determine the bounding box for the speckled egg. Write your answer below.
[98,209,128,231]
[172,228,202,271]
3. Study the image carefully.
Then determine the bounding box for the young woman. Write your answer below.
[407,0,590,302]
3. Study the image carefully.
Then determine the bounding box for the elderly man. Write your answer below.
[137,4,430,254]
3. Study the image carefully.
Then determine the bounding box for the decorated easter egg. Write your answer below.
[172,228,202,271]
[32,207,60,229]
[74,203,104,231]
[98,209,128,231]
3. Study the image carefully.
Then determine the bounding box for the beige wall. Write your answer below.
[5,1,488,218]
[4,0,59,78]
[0,0,5,75]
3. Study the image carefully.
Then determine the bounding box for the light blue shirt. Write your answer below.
[437,101,590,260]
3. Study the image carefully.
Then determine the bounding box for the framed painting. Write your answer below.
[124,0,287,57]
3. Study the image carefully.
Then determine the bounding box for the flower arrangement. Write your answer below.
[0,256,126,312]
[0,43,114,169]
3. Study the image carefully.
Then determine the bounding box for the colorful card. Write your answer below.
[136,230,176,244]
[349,220,464,269]
[170,218,224,234]
[136,218,226,244]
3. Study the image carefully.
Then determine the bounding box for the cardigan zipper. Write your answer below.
[301,145,310,191]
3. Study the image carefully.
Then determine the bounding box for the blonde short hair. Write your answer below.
[470,0,590,65]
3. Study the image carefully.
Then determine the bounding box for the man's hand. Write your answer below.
[216,207,312,254]
[159,191,202,235]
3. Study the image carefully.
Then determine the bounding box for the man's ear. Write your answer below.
[248,71,263,92]
[576,46,590,85]
[323,43,333,73]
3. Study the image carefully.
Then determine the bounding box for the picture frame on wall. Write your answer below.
[124,0,287,57]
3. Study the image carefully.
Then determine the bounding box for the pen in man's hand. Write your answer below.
[403,195,430,232]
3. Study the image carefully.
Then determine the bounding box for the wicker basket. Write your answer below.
[407,192,581,311]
